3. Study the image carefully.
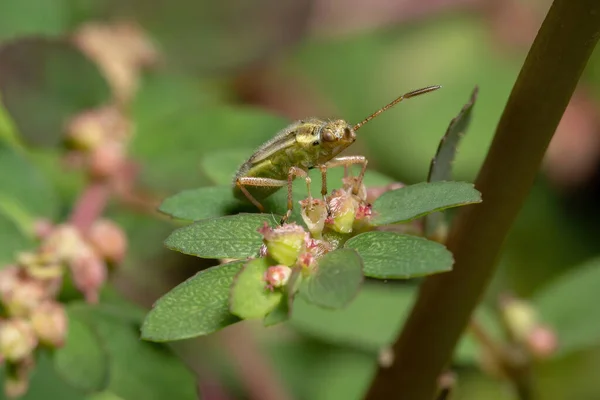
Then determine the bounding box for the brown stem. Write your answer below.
[365,1,600,399]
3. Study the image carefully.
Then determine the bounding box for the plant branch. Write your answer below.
[365,1,600,399]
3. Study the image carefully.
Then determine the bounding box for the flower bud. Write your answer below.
[33,219,54,240]
[299,198,328,238]
[0,266,20,300]
[4,355,35,398]
[66,110,105,151]
[41,224,83,261]
[0,320,37,362]
[2,278,48,318]
[88,219,128,264]
[69,249,107,304]
[263,265,292,290]
[89,140,126,180]
[31,301,68,348]
[326,189,356,234]
[500,296,539,343]
[4,372,29,399]
[258,223,307,266]
[526,324,558,360]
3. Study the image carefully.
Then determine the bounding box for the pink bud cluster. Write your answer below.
[0,219,126,397]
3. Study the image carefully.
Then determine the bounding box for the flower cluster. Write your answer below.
[0,220,126,397]
[258,175,376,292]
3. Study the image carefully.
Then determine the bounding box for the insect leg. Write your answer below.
[236,176,287,213]
[285,167,311,223]
[322,155,368,196]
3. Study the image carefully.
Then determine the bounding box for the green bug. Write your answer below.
[233,85,441,222]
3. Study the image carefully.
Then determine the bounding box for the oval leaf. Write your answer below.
[54,313,109,392]
[372,181,481,226]
[159,186,245,221]
[533,257,600,357]
[141,261,244,341]
[230,258,282,319]
[300,249,363,309]
[345,231,453,279]
[164,213,278,259]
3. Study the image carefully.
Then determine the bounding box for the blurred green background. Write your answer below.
[2,0,600,399]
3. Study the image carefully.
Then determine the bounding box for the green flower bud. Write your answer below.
[258,223,307,266]
[299,198,328,238]
[326,189,356,234]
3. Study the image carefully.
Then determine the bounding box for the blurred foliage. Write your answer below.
[1,0,600,399]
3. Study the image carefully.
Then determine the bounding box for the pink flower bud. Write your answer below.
[526,325,558,360]
[33,219,54,240]
[2,277,48,318]
[31,301,68,348]
[88,219,128,264]
[0,320,37,362]
[69,249,107,304]
[258,222,307,266]
[88,140,126,180]
[263,265,292,290]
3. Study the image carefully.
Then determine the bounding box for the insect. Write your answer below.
[233,85,441,222]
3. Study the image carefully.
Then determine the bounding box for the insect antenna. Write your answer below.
[353,85,442,131]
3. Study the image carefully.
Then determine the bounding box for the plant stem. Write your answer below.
[365,1,600,399]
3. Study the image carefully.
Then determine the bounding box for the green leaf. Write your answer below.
[300,249,363,309]
[372,181,481,226]
[159,186,245,221]
[201,148,249,186]
[533,257,600,356]
[0,38,110,147]
[141,261,244,341]
[292,282,417,350]
[230,258,282,319]
[291,281,499,365]
[164,213,277,259]
[424,87,478,236]
[0,142,59,220]
[159,185,306,223]
[54,312,109,392]
[264,296,291,327]
[86,392,125,400]
[71,303,197,400]
[131,103,287,191]
[0,0,67,42]
[0,211,34,264]
[345,231,453,279]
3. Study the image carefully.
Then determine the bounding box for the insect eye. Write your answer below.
[344,127,352,138]
[312,141,319,146]
[322,130,335,142]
